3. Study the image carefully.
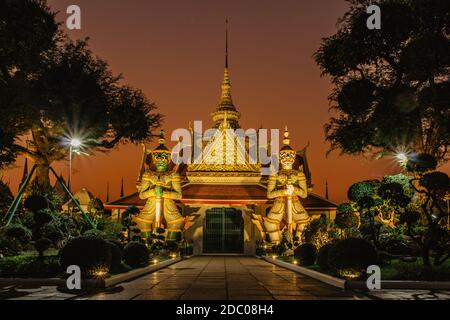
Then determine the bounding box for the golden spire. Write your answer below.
[212,18,241,128]
[219,18,234,108]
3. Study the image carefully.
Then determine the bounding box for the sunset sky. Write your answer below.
[4,0,449,203]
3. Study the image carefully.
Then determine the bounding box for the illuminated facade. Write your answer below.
[105,27,337,254]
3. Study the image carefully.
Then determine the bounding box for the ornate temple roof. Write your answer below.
[105,184,337,209]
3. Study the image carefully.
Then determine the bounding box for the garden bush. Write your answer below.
[123,241,149,268]
[327,238,378,278]
[106,239,124,272]
[60,236,112,277]
[24,195,49,212]
[335,204,359,230]
[317,243,334,271]
[294,243,317,266]
[0,254,61,278]
[0,224,32,256]
[35,238,52,259]
[383,239,415,256]
[163,240,178,254]
[83,229,107,239]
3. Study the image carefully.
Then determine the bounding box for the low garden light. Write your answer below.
[152,258,159,264]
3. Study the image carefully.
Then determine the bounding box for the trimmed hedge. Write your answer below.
[107,240,124,272]
[60,236,112,277]
[123,241,149,268]
[327,238,378,277]
[294,243,317,266]
[317,243,333,271]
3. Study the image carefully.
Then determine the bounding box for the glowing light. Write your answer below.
[293,260,298,265]
[272,255,278,259]
[339,269,361,280]
[170,253,177,259]
[396,153,408,163]
[153,259,159,264]
[70,138,82,148]
[90,267,109,279]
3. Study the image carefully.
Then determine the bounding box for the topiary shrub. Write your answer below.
[317,243,333,271]
[60,236,112,278]
[4,224,32,245]
[123,241,149,268]
[83,229,107,239]
[383,239,414,256]
[294,243,317,266]
[24,195,49,212]
[163,240,178,254]
[0,224,32,256]
[35,238,52,260]
[106,240,124,272]
[327,238,378,279]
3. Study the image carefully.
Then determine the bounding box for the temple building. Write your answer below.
[105,24,337,255]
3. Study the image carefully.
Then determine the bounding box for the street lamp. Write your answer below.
[395,152,409,169]
[68,138,82,193]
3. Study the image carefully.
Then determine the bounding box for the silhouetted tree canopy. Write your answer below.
[0,0,163,185]
[315,0,450,163]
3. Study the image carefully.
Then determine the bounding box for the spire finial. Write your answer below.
[120,178,124,198]
[325,181,329,200]
[225,18,229,69]
[283,126,291,146]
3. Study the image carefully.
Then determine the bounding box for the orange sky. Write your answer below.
[4,0,449,203]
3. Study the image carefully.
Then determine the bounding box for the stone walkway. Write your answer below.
[80,256,366,300]
[1,256,450,300]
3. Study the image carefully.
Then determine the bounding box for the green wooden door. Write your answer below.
[203,208,244,254]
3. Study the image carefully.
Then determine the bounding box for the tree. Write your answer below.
[0,0,59,172]
[0,180,13,219]
[121,206,141,243]
[315,0,450,163]
[399,155,450,270]
[0,1,163,185]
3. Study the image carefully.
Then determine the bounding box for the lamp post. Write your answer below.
[68,138,82,193]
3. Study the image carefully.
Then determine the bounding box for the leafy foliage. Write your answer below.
[327,238,379,279]
[123,241,149,268]
[302,216,340,248]
[60,236,112,277]
[121,206,141,243]
[0,180,13,219]
[0,1,163,184]
[294,243,317,266]
[0,224,32,256]
[315,0,450,163]
[403,158,450,269]
[317,243,334,271]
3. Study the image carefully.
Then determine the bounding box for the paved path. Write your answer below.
[79,256,366,300]
[1,256,450,300]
